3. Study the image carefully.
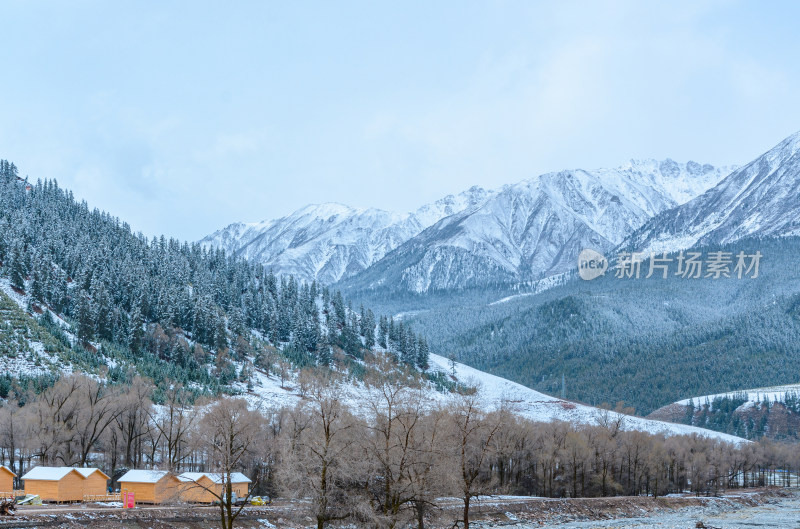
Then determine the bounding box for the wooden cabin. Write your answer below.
[21,467,109,502]
[178,472,251,503]
[0,466,16,493]
[73,468,110,497]
[118,470,181,504]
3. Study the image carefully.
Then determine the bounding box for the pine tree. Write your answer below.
[7,247,26,291]
[361,308,376,349]
[416,337,430,371]
[378,316,388,349]
[76,291,95,343]
[318,346,332,367]
[128,305,144,354]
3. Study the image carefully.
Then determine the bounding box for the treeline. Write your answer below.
[0,161,429,391]
[1,372,798,529]
[680,393,800,441]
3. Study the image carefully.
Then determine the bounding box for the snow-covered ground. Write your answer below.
[240,351,746,445]
[488,273,572,306]
[426,354,746,444]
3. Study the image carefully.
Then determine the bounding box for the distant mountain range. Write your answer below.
[200,186,493,285]
[202,159,733,291]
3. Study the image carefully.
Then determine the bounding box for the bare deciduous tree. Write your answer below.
[74,376,124,466]
[189,398,267,529]
[444,394,501,529]
[280,380,364,529]
[149,385,197,471]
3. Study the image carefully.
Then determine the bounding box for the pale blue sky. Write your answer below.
[2,1,799,240]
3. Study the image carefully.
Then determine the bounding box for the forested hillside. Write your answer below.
[397,236,800,417]
[0,160,429,397]
[648,386,800,441]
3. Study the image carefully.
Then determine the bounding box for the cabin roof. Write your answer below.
[74,467,110,480]
[0,466,16,477]
[21,466,109,481]
[178,472,251,484]
[21,467,81,481]
[118,469,172,484]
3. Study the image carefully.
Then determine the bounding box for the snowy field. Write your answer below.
[425,354,746,444]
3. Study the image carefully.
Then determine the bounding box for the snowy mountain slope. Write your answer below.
[200,187,494,284]
[339,160,731,293]
[241,352,746,445]
[626,131,800,254]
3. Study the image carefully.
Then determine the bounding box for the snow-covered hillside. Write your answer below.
[0,259,746,446]
[200,187,494,285]
[626,130,800,254]
[0,279,74,378]
[241,352,746,445]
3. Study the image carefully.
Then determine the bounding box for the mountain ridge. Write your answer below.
[203,158,733,291]
[200,186,495,285]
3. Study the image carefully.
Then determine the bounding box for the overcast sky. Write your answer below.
[2,1,799,240]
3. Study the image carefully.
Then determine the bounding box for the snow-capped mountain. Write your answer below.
[339,159,732,293]
[204,160,730,290]
[200,187,494,284]
[626,131,800,254]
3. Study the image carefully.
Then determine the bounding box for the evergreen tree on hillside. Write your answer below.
[378,315,388,349]
[76,291,95,343]
[7,245,26,291]
[0,161,432,391]
[416,337,430,371]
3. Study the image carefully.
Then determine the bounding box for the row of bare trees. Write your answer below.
[0,374,206,477]
[1,373,800,529]
[273,376,800,529]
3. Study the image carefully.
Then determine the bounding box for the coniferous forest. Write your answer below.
[0,160,429,398]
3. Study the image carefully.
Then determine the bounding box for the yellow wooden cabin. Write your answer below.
[21,467,109,502]
[73,468,110,497]
[118,470,182,504]
[178,472,251,503]
[0,466,16,494]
